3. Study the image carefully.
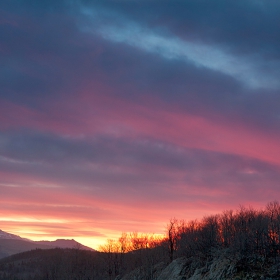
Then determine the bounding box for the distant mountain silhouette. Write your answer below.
[0,229,32,241]
[35,239,94,251]
[0,229,94,259]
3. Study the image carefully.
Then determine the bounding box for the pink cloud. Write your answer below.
[2,82,280,170]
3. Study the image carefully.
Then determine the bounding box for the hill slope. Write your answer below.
[0,248,103,280]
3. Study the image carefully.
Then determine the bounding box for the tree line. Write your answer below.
[99,232,166,279]
[168,201,280,262]
[99,201,280,279]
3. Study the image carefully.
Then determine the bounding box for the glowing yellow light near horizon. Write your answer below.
[74,237,106,250]
[0,215,167,250]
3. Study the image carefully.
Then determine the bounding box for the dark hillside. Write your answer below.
[0,248,104,280]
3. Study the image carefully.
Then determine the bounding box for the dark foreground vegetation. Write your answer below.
[1,201,280,279]
[0,245,167,280]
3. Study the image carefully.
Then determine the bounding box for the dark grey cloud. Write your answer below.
[0,7,85,107]
[1,130,280,203]
[1,0,280,134]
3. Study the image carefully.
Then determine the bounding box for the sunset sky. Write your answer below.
[1,0,280,249]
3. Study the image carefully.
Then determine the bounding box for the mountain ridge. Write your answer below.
[35,238,94,251]
[0,229,94,259]
[0,229,32,242]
